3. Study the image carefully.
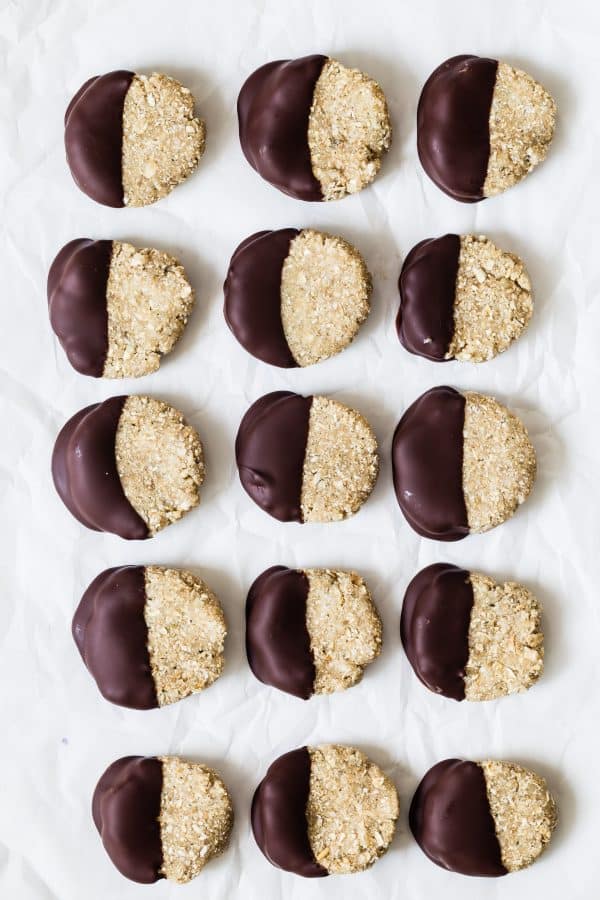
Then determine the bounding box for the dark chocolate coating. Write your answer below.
[409,759,506,877]
[64,70,134,207]
[246,566,314,699]
[401,563,473,700]
[73,566,157,709]
[51,396,148,540]
[237,56,326,201]
[224,229,299,367]
[391,386,468,541]
[92,756,164,883]
[397,235,461,360]
[251,747,327,878]
[47,238,112,376]
[417,55,498,203]
[235,391,312,522]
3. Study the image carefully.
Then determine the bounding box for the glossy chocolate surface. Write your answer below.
[409,759,506,877]
[48,238,112,376]
[417,55,498,202]
[391,386,468,541]
[238,56,326,201]
[251,747,327,877]
[92,756,164,883]
[397,235,461,360]
[73,566,157,709]
[235,391,312,522]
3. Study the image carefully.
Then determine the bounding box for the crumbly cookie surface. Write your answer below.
[462,392,536,533]
[159,757,233,883]
[448,235,533,362]
[122,73,205,207]
[301,397,378,523]
[280,230,371,367]
[305,569,381,694]
[144,567,226,706]
[307,745,399,874]
[483,63,556,198]
[480,760,557,872]
[308,59,391,201]
[115,396,204,535]
[465,574,543,701]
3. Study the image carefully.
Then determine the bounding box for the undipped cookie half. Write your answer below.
[73,565,226,709]
[65,71,205,207]
[252,745,399,876]
[391,386,536,541]
[93,756,233,883]
[401,563,543,701]
[236,391,378,523]
[410,758,557,876]
[397,234,533,362]
[52,395,204,539]
[417,55,556,202]
[48,239,194,377]
[246,566,381,699]
[238,55,391,201]
[224,228,371,367]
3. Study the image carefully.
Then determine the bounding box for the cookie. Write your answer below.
[236,391,378,523]
[48,239,194,377]
[65,71,205,207]
[224,228,371,367]
[418,55,556,202]
[397,234,533,362]
[52,395,204,539]
[401,563,543,701]
[93,755,233,883]
[246,566,381,699]
[392,386,536,540]
[73,565,226,709]
[410,758,557,876]
[252,745,399,876]
[238,55,391,201]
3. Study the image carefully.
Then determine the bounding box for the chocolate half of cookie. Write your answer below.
[401,563,543,701]
[52,395,204,539]
[224,228,371,367]
[417,55,556,202]
[252,745,398,876]
[65,70,205,207]
[246,565,381,699]
[397,234,532,362]
[235,391,378,523]
[93,755,233,883]
[238,55,391,201]
[391,386,536,541]
[73,565,226,709]
[410,758,557,876]
[48,239,194,377]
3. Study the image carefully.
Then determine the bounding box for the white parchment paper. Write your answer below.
[2,0,600,897]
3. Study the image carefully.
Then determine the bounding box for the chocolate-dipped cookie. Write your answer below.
[224,228,371,367]
[246,566,381,699]
[252,745,398,876]
[235,391,378,523]
[397,234,532,362]
[401,563,543,701]
[410,759,557,876]
[93,756,233,883]
[52,395,204,539]
[65,71,205,207]
[417,55,556,202]
[238,55,391,201]
[391,386,536,541]
[48,239,194,377]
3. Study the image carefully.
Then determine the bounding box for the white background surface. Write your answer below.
[1,0,600,897]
